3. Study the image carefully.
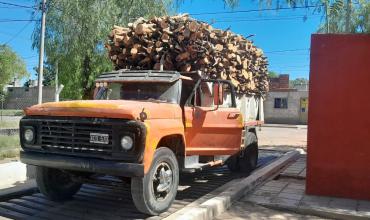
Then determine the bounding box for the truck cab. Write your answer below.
[20,69,263,215]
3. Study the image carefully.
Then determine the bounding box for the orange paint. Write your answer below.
[25,80,248,174]
[184,106,243,156]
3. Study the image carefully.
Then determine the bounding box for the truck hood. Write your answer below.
[24,100,182,120]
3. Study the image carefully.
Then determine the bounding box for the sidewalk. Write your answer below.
[0,160,37,200]
[0,161,28,189]
[215,201,326,220]
[240,155,370,220]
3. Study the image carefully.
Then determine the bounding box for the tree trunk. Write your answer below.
[82,55,93,99]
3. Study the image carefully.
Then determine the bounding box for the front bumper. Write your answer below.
[20,151,144,177]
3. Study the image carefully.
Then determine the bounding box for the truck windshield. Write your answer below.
[94,81,180,104]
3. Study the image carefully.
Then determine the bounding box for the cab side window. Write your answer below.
[181,81,195,106]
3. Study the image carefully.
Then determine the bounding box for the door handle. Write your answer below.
[227,113,240,119]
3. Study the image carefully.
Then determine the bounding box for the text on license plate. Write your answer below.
[90,133,109,144]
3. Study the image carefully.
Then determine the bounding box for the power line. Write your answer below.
[190,5,323,16]
[22,55,38,60]
[0,19,39,23]
[265,48,309,53]
[3,21,32,44]
[213,16,319,23]
[0,1,36,9]
[207,13,320,20]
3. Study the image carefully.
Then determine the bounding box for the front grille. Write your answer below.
[21,116,146,162]
[40,120,113,155]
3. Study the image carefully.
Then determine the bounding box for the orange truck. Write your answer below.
[19,70,264,215]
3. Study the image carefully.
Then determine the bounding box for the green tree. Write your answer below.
[0,45,29,92]
[33,65,55,86]
[32,0,241,99]
[290,78,309,87]
[318,0,369,33]
[268,71,278,78]
[32,0,173,99]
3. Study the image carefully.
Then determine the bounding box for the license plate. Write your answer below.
[90,133,109,144]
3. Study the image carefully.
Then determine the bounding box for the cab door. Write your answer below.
[184,80,243,156]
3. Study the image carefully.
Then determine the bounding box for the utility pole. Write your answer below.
[345,0,351,32]
[37,0,46,104]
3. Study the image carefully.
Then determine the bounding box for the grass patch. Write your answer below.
[0,120,19,129]
[0,109,24,116]
[0,148,19,160]
[0,135,20,149]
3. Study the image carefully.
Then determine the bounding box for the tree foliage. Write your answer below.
[32,0,173,99]
[0,45,28,92]
[290,77,309,87]
[318,0,369,33]
[33,65,55,86]
[268,71,279,78]
[32,0,242,99]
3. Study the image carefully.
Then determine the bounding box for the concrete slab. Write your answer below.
[277,192,304,201]
[243,154,370,220]
[215,201,326,220]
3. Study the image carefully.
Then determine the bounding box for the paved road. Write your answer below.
[257,126,307,149]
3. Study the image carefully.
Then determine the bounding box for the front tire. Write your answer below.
[36,166,82,201]
[131,147,179,215]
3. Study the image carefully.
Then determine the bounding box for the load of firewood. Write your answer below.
[106,14,269,96]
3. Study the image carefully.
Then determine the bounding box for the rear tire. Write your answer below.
[226,154,239,171]
[36,166,81,201]
[239,132,258,174]
[131,147,179,215]
[227,131,258,174]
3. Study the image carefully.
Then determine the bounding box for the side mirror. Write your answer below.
[213,82,224,106]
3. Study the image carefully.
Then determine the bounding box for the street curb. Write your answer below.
[164,150,300,220]
[0,180,38,202]
[262,203,369,220]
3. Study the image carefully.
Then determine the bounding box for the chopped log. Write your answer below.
[106,14,269,96]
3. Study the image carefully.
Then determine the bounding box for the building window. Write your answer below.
[274,98,288,109]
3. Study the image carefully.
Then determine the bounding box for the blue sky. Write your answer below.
[0,0,324,82]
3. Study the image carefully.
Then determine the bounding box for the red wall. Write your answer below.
[307,34,370,200]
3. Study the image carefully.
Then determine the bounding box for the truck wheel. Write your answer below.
[36,166,81,201]
[226,154,239,171]
[239,132,259,174]
[131,147,179,215]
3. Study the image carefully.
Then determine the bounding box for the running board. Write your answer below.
[180,155,229,173]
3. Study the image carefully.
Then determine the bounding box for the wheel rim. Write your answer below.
[152,162,173,201]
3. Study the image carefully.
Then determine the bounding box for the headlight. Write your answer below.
[120,136,133,150]
[24,128,35,143]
